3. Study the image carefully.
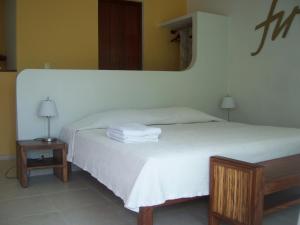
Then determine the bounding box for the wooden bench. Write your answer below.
[209,154,300,225]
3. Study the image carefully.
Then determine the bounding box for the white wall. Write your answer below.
[17,12,229,140]
[4,0,16,70]
[188,0,300,128]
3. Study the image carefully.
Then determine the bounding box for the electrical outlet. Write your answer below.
[44,62,51,69]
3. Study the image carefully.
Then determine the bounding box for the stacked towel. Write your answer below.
[106,123,162,143]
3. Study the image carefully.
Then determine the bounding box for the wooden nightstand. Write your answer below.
[16,139,68,188]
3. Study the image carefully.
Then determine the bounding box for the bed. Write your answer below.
[60,107,300,225]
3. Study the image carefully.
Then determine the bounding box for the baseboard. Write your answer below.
[0,155,16,160]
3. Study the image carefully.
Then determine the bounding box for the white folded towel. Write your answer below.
[106,131,159,143]
[108,123,162,136]
[106,123,161,143]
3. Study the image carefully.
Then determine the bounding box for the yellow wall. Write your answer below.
[0,0,5,54]
[16,0,186,71]
[0,72,16,156]
[143,0,187,71]
[16,0,99,71]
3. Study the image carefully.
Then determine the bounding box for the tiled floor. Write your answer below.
[0,160,299,225]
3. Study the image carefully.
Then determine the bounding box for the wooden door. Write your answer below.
[99,0,142,70]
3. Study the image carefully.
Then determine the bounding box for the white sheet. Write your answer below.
[62,122,300,212]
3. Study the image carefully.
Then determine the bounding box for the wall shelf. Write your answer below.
[160,14,193,30]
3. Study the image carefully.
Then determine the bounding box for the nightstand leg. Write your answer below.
[53,147,68,182]
[62,147,68,182]
[20,147,28,188]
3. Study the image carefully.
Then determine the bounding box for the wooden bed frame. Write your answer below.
[137,154,300,225]
[138,196,205,225]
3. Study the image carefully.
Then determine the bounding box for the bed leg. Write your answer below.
[138,207,153,225]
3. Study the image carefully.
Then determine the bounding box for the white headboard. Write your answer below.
[17,12,229,140]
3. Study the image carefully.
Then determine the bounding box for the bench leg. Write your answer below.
[209,214,220,225]
[138,207,153,225]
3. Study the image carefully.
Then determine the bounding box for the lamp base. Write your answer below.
[41,137,57,143]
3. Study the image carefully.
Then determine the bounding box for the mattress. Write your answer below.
[66,122,300,212]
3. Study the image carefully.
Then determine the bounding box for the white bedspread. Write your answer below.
[61,122,300,212]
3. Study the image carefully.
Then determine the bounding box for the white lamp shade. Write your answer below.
[221,96,236,109]
[38,99,58,117]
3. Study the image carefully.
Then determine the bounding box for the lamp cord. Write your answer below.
[4,166,17,179]
[48,116,51,139]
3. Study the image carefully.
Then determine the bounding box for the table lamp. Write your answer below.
[221,96,236,121]
[38,97,58,142]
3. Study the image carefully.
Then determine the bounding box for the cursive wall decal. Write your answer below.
[251,0,300,56]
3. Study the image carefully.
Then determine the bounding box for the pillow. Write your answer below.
[70,109,154,130]
[70,107,223,130]
[143,107,223,125]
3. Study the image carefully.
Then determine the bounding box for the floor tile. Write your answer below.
[1,212,67,225]
[91,180,125,206]
[0,195,56,221]
[0,178,42,202]
[46,188,110,211]
[61,202,136,225]
[30,175,90,195]
[155,201,208,225]
[0,160,16,183]
[0,162,300,225]
[263,208,300,225]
